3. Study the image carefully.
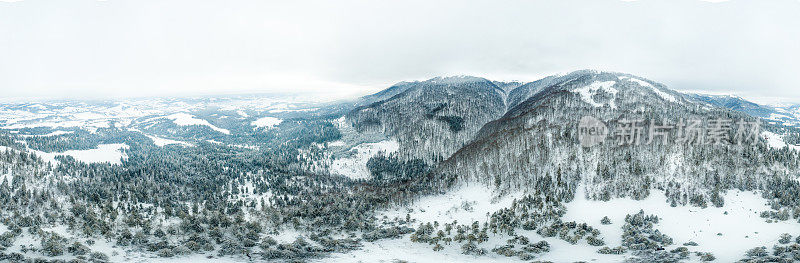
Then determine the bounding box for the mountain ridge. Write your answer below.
[343,70,800,214]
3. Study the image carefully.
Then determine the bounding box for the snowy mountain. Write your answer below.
[686,94,774,118]
[431,70,792,199]
[685,93,800,130]
[1,71,800,263]
[347,76,507,164]
[348,70,800,262]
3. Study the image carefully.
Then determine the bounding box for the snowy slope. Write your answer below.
[762,131,800,151]
[154,113,231,134]
[251,117,283,129]
[329,140,399,180]
[565,187,795,262]
[327,183,797,263]
[572,81,618,108]
[32,143,129,165]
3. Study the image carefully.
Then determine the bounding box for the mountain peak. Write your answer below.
[426,75,488,84]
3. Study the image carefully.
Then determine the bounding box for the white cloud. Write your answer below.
[1,0,800,102]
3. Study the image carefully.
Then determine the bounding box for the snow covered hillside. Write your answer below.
[329,140,399,180]
[324,182,799,263]
[1,72,800,263]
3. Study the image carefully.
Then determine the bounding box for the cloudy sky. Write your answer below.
[1,0,799,103]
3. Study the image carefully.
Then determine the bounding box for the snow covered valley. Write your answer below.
[323,184,800,263]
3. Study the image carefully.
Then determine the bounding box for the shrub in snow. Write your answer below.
[40,232,67,257]
[622,210,671,251]
[460,241,486,256]
[670,247,690,258]
[491,245,517,257]
[740,244,800,262]
[218,238,245,256]
[157,248,175,258]
[258,236,278,251]
[67,241,90,256]
[586,235,605,246]
[153,229,166,238]
[0,252,24,261]
[173,245,191,256]
[536,226,555,237]
[362,226,414,242]
[779,233,792,244]
[521,241,550,254]
[0,231,19,248]
[745,246,768,258]
[90,251,110,262]
[597,246,626,255]
[432,243,443,251]
[147,240,173,253]
[506,235,529,245]
[695,252,715,262]
[186,234,214,251]
[116,229,133,246]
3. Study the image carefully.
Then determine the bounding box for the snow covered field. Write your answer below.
[0,95,320,136]
[380,184,523,224]
[762,131,800,151]
[329,140,399,180]
[619,76,678,103]
[251,117,283,129]
[564,187,793,262]
[144,134,194,147]
[128,128,194,147]
[573,81,618,108]
[150,113,231,134]
[326,183,799,263]
[0,223,246,263]
[33,143,129,165]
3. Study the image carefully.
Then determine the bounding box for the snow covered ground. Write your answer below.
[573,81,618,108]
[265,103,318,113]
[251,117,283,129]
[325,184,524,262]
[329,140,399,180]
[380,184,522,224]
[326,183,622,263]
[151,113,230,134]
[33,143,129,165]
[0,95,318,137]
[129,128,193,147]
[326,183,798,263]
[17,130,75,137]
[145,134,194,147]
[564,187,794,262]
[322,237,521,263]
[0,223,245,263]
[762,131,800,151]
[619,76,678,103]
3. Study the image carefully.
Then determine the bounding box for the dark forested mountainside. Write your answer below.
[346,76,508,164]
[431,70,800,207]
[688,93,800,129]
[686,94,776,119]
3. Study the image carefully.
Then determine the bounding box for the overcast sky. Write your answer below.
[1,0,799,103]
